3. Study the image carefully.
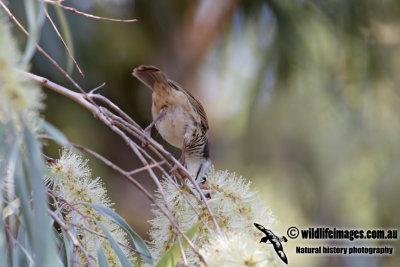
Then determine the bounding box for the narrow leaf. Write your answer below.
[155,220,203,267]
[0,221,7,267]
[54,6,74,73]
[95,220,132,267]
[14,156,33,243]
[36,118,69,145]
[24,127,59,267]
[0,137,20,188]
[61,229,73,267]
[84,203,153,264]
[52,228,66,265]
[15,226,34,267]
[94,235,110,267]
[0,124,16,180]
[22,0,45,65]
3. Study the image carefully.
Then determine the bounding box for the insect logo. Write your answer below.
[254,223,288,264]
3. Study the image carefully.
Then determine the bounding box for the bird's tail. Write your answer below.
[132,65,169,90]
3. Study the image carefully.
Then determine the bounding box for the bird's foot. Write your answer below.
[169,154,185,176]
[169,163,180,176]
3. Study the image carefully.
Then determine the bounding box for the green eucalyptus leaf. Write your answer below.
[84,202,153,264]
[61,229,73,267]
[22,0,37,65]
[37,1,47,26]
[54,6,74,74]
[4,138,20,182]
[0,220,7,267]
[22,0,46,65]
[155,219,203,267]
[0,124,16,180]
[36,118,69,145]
[24,127,59,267]
[95,220,132,267]
[94,235,110,267]
[14,156,33,243]
[52,228,66,266]
[16,226,34,267]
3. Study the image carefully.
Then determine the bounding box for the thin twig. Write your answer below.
[0,1,83,92]
[101,115,213,233]
[45,1,137,23]
[42,153,57,164]
[45,135,209,258]
[3,222,31,259]
[68,141,208,264]
[49,209,94,266]
[64,221,139,254]
[97,101,221,233]
[177,234,189,266]
[46,133,212,236]
[47,190,89,220]
[43,6,84,77]
[127,160,167,175]
[90,94,143,129]
[19,70,91,109]
[23,71,215,264]
[104,116,191,262]
[67,141,156,202]
[89,83,106,94]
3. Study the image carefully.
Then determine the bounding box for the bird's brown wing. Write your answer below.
[133,65,209,131]
[168,80,209,131]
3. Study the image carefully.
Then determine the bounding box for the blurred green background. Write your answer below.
[9,0,400,266]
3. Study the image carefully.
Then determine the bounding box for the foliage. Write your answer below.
[0,4,150,266]
[148,168,278,266]
[0,1,279,266]
[4,0,398,266]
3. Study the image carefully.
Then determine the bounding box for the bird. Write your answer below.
[132,65,211,184]
[254,223,288,264]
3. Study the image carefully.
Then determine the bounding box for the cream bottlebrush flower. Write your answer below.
[46,147,134,267]
[0,10,43,123]
[200,232,279,267]
[148,167,279,266]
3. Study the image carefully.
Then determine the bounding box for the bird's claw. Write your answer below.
[169,164,179,176]
[169,155,185,176]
